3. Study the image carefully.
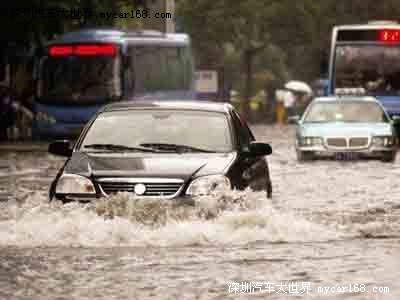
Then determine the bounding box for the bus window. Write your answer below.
[182,45,195,89]
[127,46,192,94]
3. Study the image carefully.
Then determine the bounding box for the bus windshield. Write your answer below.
[38,55,121,104]
[334,45,400,96]
[126,46,194,95]
[37,44,194,104]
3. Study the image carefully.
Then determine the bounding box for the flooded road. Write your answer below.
[1,125,400,299]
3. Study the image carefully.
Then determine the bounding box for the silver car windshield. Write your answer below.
[303,101,389,123]
[80,110,233,153]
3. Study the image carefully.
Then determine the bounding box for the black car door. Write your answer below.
[229,110,272,197]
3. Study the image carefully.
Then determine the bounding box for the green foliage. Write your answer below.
[4,0,400,106]
[177,0,400,92]
[178,0,319,117]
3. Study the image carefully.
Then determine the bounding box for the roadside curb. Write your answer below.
[0,143,49,152]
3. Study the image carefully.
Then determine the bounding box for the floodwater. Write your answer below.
[1,125,399,299]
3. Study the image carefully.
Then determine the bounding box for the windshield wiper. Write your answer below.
[83,144,159,152]
[139,143,216,153]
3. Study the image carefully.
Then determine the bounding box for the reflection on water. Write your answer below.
[1,125,400,299]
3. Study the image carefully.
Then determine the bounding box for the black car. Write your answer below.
[48,101,272,202]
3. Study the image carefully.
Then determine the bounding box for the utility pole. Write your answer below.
[142,0,175,32]
[165,0,175,33]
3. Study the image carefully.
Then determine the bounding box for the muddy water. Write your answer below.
[1,125,399,299]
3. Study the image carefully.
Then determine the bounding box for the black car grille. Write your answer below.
[98,179,183,197]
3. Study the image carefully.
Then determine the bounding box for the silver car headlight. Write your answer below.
[300,137,323,146]
[372,136,394,147]
[56,174,96,194]
[186,175,231,196]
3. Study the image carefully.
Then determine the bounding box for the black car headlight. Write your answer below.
[372,136,394,147]
[186,175,231,196]
[56,174,96,195]
[300,137,323,146]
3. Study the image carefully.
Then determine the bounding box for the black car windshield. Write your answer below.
[303,101,389,123]
[80,110,233,153]
[334,45,400,96]
[38,55,121,104]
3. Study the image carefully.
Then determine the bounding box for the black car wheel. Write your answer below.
[296,150,314,162]
[381,151,396,163]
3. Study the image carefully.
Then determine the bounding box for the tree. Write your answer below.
[178,0,318,120]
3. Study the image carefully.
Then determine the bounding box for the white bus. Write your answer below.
[328,21,400,118]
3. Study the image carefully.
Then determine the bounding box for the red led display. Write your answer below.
[379,29,400,42]
[48,44,117,56]
[75,44,116,56]
[48,45,73,56]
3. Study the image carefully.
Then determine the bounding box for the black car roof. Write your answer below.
[100,100,234,114]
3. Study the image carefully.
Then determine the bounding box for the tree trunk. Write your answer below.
[242,49,253,121]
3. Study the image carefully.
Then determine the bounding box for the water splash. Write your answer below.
[0,190,341,247]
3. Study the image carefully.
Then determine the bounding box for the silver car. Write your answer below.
[295,96,397,162]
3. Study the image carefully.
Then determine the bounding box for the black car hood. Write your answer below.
[64,151,237,180]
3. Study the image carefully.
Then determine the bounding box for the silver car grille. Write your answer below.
[325,137,369,149]
[326,138,347,148]
[349,137,369,148]
[97,178,184,198]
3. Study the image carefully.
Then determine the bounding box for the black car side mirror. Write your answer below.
[249,142,272,156]
[48,140,73,157]
[391,115,400,122]
[288,115,301,124]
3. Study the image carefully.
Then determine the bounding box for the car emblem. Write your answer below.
[134,183,146,195]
